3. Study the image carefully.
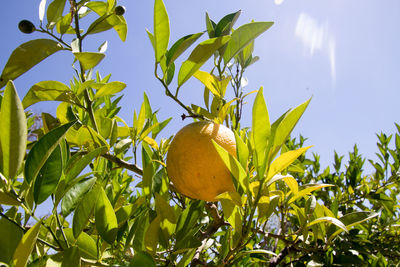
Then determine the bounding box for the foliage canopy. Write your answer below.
[0,0,398,266]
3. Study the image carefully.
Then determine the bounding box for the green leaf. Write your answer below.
[307,216,348,234]
[46,0,66,29]
[267,146,312,181]
[22,80,80,108]
[116,204,136,227]
[217,193,242,235]
[85,1,108,16]
[56,13,72,35]
[166,32,204,66]
[73,183,100,238]
[24,121,76,184]
[0,39,64,89]
[234,132,249,170]
[33,145,63,204]
[61,177,97,217]
[288,184,334,204]
[223,21,274,65]
[328,212,378,242]
[74,52,105,71]
[155,193,176,224]
[177,36,230,87]
[0,81,27,180]
[65,146,107,183]
[86,14,127,41]
[193,70,221,97]
[215,11,241,37]
[175,201,204,241]
[0,215,24,263]
[0,189,21,206]
[252,87,270,170]
[145,215,161,254]
[129,251,156,267]
[63,228,98,260]
[12,220,41,267]
[95,186,118,244]
[258,195,280,223]
[270,98,311,157]
[212,140,248,190]
[153,0,170,62]
[61,246,81,267]
[95,81,126,98]
[205,12,216,38]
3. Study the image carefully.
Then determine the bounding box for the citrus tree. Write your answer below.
[0,0,379,266]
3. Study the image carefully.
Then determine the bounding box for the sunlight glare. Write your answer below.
[295,13,336,82]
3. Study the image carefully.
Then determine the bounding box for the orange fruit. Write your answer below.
[166,121,236,202]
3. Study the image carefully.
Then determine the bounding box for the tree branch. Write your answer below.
[102,153,143,176]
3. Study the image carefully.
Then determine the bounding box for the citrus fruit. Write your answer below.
[166,121,236,202]
[18,20,35,34]
[115,6,126,16]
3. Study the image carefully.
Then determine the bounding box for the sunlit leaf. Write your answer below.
[328,212,379,242]
[12,220,41,267]
[212,140,248,190]
[0,39,64,89]
[153,0,170,62]
[74,52,105,71]
[223,21,273,65]
[94,81,126,98]
[46,0,66,29]
[22,80,80,108]
[288,184,334,204]
[252,87,270,171]
[129,251,156,267]
[166,32,204,66]
[307,216,348,234]
[193,70,221,97]
[267,146,312,181]
[0,81,27,181]
[177,36,230,87]
[214,10,241,37]
[144,215,161,254]
[270,98,311,158]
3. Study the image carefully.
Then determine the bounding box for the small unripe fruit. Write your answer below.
[115,5,126,16]
[18,20,35,34]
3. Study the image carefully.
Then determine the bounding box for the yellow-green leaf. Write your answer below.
[178,36,230,87]
[267,146,312,180]
[95,187,118,244]
[153,0,170,62]
[145,215,161,254]
[0,39,64,89]
[13,220,42,267]
[0,81,27,180]
[94,81,126,98]
[73,52,105,71]
[288,184,334,204]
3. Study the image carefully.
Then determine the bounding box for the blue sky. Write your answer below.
[1,0,400,171]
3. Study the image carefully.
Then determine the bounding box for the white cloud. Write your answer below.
[295,13,336,82]
[274,0,284,5]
